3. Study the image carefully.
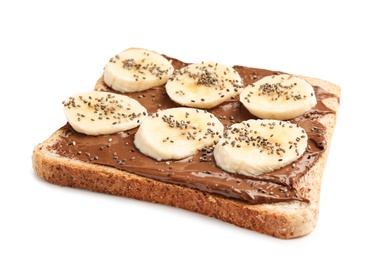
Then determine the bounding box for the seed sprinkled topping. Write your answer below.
[170,63,242,90]
[196,67,219,87]
[220,120,307,157]
[115,52,171,81]
[157,110,220,143]
[166,61,243,109]
[63,93,145,125]
[252,76,305,102]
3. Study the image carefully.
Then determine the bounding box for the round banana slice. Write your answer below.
[63,91,147,135]
[134,107,224,161]
[103,48,174,93]
[214,119,308,175]
[166,61,243,109]
[240,74,317,120]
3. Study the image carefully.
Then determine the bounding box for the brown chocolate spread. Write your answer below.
[51,56,338,205]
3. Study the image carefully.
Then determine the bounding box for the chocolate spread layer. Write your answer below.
[51,56,337,204]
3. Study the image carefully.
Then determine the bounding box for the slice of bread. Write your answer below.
[32,53,340,239]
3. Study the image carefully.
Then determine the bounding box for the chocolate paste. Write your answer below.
[51,56,338,204]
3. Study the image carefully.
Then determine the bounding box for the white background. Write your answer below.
[1,0,377,259]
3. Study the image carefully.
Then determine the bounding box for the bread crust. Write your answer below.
[32,73,340,239]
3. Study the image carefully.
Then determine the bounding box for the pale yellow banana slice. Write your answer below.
[213,119,308,175]
[103,48,174,93]
[63,91,147,135]
[165,61,243,109]
[134,107,223,161]
[240,74,317,120]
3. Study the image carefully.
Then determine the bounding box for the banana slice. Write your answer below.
[134,107,224,161]
[103,48,174,93]
[63,91,147,136]
[214,119,308,175]
[240,74,317,120]
[165,61,243,109]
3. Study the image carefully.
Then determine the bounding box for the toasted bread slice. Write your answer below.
[32,54,340,239]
